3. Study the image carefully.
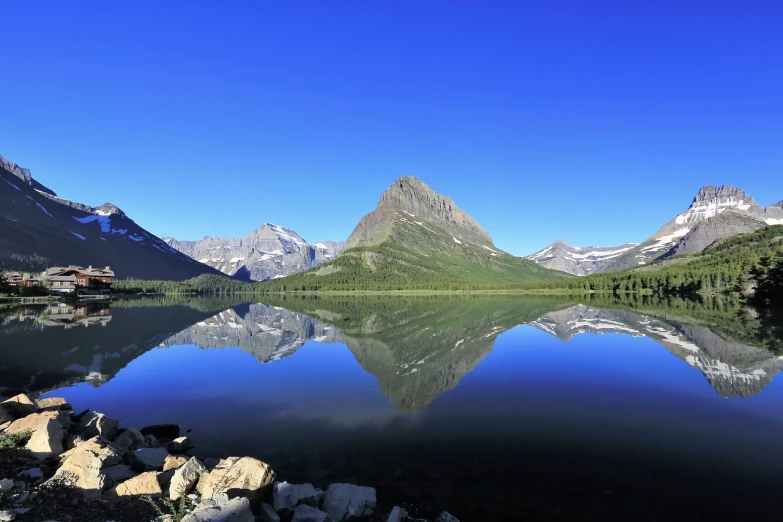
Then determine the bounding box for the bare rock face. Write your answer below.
[525,240,638,276]
[199,456,275,499]
[273,482,324,513]
[130,447,170,472]
[170,457,206,500]
[321,483,377,521]
[35,397,71,411]
[6,411,67,458]
[164,224,345,282]
[1,394,38,418]
[112,471,163,497]
[163,455,189,472]
[666,209,766,256]
[346,177,493,249]
[50,436,124,498]
[182,494,255,522]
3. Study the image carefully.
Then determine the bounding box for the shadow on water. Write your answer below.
[3,294,783,521]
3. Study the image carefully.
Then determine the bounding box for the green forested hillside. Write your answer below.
[526,225,783,304]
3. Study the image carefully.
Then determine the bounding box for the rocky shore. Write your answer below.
[0,393,459,522]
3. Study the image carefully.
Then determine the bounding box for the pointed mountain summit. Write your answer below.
[346,176,494,249]
[260,176,567,290]
[596,184,779,273]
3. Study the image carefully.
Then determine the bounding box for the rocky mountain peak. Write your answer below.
[94,203,126,218]
[0,153,57,196]
[374,176,494,246]
[691,185,756,206]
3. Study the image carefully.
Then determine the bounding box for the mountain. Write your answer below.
[163,225,345,282]
[527,185,782,276]
[525,240,638,276]
[0,154,222,280]
[258,176,568,290]
[531,304,783,398]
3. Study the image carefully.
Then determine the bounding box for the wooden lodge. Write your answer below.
[44,265,115,295]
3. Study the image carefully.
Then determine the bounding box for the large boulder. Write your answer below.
[199,456,275,499]
[435,512,460,522]
[273,482,324,512]
[166,436,193,454]
[0,406,15,431]
[140,424,180,440]
[292,505,333,522]
[113,428,147,454]
[387,507,408,522]
[163,455,189,472]
[112,471,163,497]
[181,494,255,522]
[262,503,281,522]
[6,411,68,458]
[170,457,206,500]
[103,464,138,489]
[75,412,119,440]
[50,436,124,498]
[321,484,377,521]
[35,397,71,411]
[130,447,170,472]
[1,394,37,418]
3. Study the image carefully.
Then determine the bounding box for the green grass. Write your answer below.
[0,430,31,450]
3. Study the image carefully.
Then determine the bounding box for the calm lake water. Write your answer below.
[2,296,783,521]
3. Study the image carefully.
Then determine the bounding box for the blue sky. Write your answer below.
[1,1,781,256]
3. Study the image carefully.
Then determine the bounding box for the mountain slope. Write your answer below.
[258,176,568,291]
[0,154,222,280]
[164,225,344,281]
[526,240,638,276]
[596,185,780,273]
[665,209,766,256]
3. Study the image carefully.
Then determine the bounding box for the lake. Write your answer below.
[2,295,783,521]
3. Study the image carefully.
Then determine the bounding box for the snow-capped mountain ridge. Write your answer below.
[525,240,639,276]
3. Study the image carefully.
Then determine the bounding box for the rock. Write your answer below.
[18,468,43,481]
[113,428,147,453]
[321,483,376,521]
[273,482,324,512]
[0,510,15,522]
[166,436,193,454]
[163,455,189,472]
[50,436,124,498]
[75,412,119,440]
[181,495,255,522]
[1,394,38,418]
[112,471,163,497]
[0,479,13,491]
[64,434,84,450]
[170,457,206,500]
[130,447,170,472]
[144,434,161,448]
[140,424,180,440]
[0,406,13,431]
[262,503,281,522]
[292,505,333,522]
[435,512,460,522]
[103,465,138,488]
[35,397,71,411]
[6,411,67,459]
[199,456,276,499]
[387,506,408,522]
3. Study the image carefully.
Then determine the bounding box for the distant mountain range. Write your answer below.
[164,226,344,282]
[0,154,221,280]
[528,185,783,275]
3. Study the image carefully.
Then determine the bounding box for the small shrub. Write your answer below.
[0,430,32,450]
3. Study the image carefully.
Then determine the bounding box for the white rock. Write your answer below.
[181,495,255,522]
[273,481,323,512]
[6,411,66,459]
[131,447,170,472]
[0,510,16,522]
[166,436,193,454]
[112,471,163,497]
[0,479,14,491]
[262,503,281,522]
[50,436,124,498]
[1,394,37,418]
[170,457,206,500]
[113,428,146,453]
[321,483,377,521]
[292,505,333,522]
[76,412,119,440]
[387,506,408,522]
[199,456,275,499]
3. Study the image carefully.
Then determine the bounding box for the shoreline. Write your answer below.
[0,392,459,522]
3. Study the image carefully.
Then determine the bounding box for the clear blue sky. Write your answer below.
[1,1,781,255]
